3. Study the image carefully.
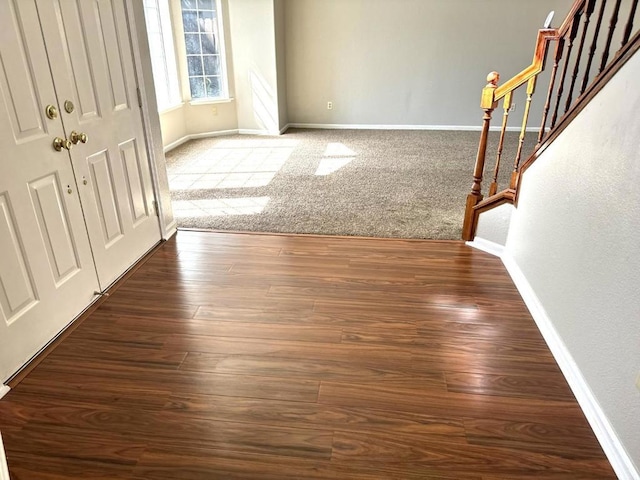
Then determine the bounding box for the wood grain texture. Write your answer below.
[0,231,614,478]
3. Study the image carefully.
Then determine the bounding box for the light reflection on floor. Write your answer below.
[172,197,270,218]
[167,137,358,219]
[167,139,297,191]
[316,142,356,176]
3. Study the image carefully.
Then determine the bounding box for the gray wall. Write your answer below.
[505,50,640,475]
[284,0,574,127]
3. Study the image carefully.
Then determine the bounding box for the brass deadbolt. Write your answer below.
[45,105,58,119]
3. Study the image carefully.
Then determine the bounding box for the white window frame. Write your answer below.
[179,0,230,103]
[143,0,182,112]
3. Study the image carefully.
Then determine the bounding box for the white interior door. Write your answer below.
[0,0,100,382]
[37,0,161,289]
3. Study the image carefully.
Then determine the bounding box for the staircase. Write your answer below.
[462,0,639,241]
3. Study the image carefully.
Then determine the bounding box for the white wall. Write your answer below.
[228,0,281,133]
[284,0,574,127]
[274,0,289,131]
[504,50,640,476]
[475,203,514,248]
[159,105,187,147]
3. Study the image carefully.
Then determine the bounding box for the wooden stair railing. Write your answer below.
[462,0,639,241]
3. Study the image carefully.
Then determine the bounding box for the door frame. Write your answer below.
[124,0,177,240]
[0,432,8,480]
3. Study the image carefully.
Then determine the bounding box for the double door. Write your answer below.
[0,0,161,382]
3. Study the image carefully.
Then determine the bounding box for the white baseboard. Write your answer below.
[163,135,191,153]
[163,123,537,153]
[163,130,240,153]
[237,128,281,136]
[279,123,291,135]
[465,238,505,257]
[501,252,639,480]
[0,385,8,400]
[0,433,8,480]
[288,123,540,133]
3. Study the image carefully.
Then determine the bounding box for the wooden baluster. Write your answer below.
[551,13,582,129]
[538,38,565,145]
[511,77,536,190]
[489,92,512,196]
[581,0,608,95]
[565,0,596,112]
[462,72,498,241]
[621,0,639,46]
[599,0,623,73]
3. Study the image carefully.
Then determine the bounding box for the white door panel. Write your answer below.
[0,0,100,382]
[37,0,160,289]
[0,194,37,323]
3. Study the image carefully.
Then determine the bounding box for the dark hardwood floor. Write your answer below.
[0,231,614,479]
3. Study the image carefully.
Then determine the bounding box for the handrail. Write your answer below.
[462,0,639,241]
[559,0,588,35]
[494,29,558,101]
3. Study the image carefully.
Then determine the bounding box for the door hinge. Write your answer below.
[136,87,143,108]
[152,200,159,216]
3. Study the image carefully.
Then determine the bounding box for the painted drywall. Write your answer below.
[228,0,280,133]
[159,105,188,147]
[274,0,288,131]
[284,0,574,127]
[185,101,238,134]
[505,50,640,474]
[475,203,514,247]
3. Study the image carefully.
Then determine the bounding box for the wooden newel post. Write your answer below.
[462,71,499,241]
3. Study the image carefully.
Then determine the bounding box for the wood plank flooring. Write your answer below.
[0,231,614,479]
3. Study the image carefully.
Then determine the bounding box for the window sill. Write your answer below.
[159,103,185,114]
[189,97,235,106]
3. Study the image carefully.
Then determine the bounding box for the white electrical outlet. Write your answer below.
[212,106,218,116]
[509,103,517,113]
[327,101,333,110]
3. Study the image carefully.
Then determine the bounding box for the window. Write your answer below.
[143,0,181,111]
[180,0,228,100]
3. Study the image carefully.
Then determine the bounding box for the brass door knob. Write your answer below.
[70,131,88,144]
[53,137,72,151]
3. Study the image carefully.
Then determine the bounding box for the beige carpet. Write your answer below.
[166,128,534,240]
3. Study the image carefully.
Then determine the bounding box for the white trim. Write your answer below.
[288,123,540,133]
[279,123,291,135]
[501,252,639,480]
[126,0,171,239]
[190,130,239,140]
[163,130,240,153]
[0,385,8,400]
[163,135,191,153]
[163,220,178,241]
[237,129,281,136]
[163,127,290,153]
[0,433,9,480]
[189,97,235,106]
[465,238,505,258]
